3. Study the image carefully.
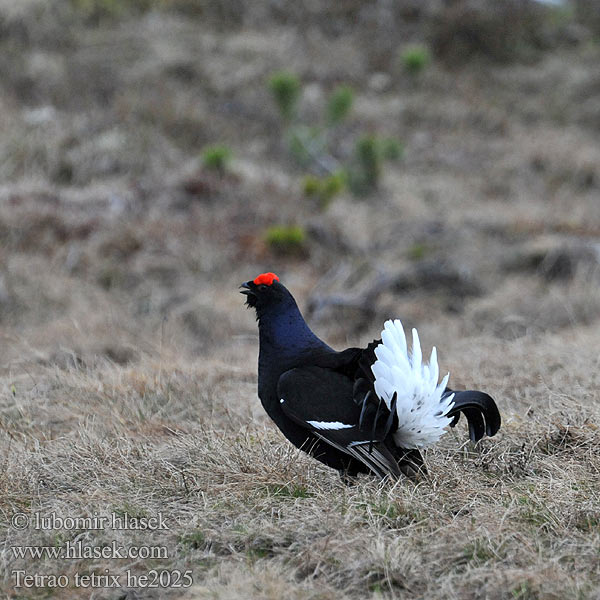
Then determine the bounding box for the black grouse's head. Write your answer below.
[240,272,294,315]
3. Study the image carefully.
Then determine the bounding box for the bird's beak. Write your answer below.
[240,281,257,308]
[239,281,253,296]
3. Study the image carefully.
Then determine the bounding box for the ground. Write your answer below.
[1,1,600,598]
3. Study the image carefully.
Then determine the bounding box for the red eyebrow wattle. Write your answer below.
[253,272,280,286]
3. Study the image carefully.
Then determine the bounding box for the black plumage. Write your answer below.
[241,273,501,480]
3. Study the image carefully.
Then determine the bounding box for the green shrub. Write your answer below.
[321,171,345,199]
[327,85,354,125]
[380,138,404,162]
[302,172,345,208]
[267,70,403,199]
[264,225,306,254]
[201,144,232,173]
[179,530,205,550]
[302,175,322,197]
[268,71,301,122]
[401,45,431,75]
[355,135,381,191]
[346,137,405,194]
[407,242,430,262]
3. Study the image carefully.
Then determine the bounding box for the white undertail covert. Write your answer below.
[371,319,455,449]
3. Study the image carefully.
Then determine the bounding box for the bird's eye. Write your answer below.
[258,284,268,292]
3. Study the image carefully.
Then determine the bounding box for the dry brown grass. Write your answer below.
[2,331,600,599]
[1,1,600,598]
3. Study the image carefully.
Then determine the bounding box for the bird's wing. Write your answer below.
[277,366,402,479]
[300,346,364,377]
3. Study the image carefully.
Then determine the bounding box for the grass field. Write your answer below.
[1,1,600,598]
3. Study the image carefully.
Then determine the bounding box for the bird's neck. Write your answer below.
[256,301,332,410]
[258,304,329,357]
[256,302,331,388]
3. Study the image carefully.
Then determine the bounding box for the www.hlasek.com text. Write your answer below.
[12,540,168,561]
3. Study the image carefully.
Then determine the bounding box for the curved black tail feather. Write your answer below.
[445,390,501,442]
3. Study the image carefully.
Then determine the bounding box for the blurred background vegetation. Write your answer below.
[1,0,599,359]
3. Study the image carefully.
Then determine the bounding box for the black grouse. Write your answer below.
[241,272,501,479]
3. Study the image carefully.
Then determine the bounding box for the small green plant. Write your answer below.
[401,44,431,75]
[511,581,537,600]
[463,539,495,564]
[371,500,402,520]
[302,171,345,208]
[407,242,430,262]
[321,171,345,199]
[179,530,205,550]
[268,71,301,122]
[351,135,381,193]
[246,547,271,561]
[201,144,232,174]
[380,138,404,162]
[264,225,306,255]
[356,136,380,186]
[346,136,405,194]
[302,175,321,197]
[327,85,354,125]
